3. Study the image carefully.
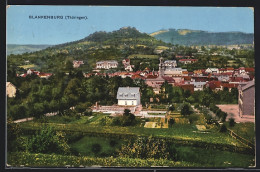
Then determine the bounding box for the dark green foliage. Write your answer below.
[221,112,228,122]
[109,140,118,147]
[181,104,192,116]
[168,104,175,111]
[168,118,175,128]
[220,124,227,133]
[91,143,102,154]
[27,126,70,154]
[188,115,199,124]
[119,136,170,159]
[229,118,236,127]
[7,118,21,152]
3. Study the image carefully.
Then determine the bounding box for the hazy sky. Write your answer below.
[7,6,254,45]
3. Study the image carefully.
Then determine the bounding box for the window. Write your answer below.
[132,101,134,105]
[125,101,127,105]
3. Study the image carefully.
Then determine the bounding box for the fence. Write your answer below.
[227,129,255,149]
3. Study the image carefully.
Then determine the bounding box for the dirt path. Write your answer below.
[217,104,254,123]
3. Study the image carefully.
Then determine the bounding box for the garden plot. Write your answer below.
[144,122,160,128]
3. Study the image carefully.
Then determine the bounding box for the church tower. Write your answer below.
[159,57,164,77]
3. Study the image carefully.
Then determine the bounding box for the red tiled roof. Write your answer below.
[245,68,255,72]
[162,76,175,83]
[207,81,221,89]
[146,75,158,79]
[221,83,238,88]
[179,59,198,62]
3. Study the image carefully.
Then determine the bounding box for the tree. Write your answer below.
[220,124,227,133]
[168,104,175,112]
[168,118,175,128]
[229,117,236,127]
[121,109,136,126]
[181,104,192,116]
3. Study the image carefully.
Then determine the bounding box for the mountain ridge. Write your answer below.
[150,28,254,46]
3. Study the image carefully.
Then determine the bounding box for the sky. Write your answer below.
[7,6,254,45]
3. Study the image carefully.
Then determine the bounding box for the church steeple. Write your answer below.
[159,57,164,77]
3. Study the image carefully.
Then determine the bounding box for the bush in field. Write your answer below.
[84,110,92,116]
[27,126,70,154]
[168,118,175,128]
[181,104,192,116]
[205,114,213,124]
[112,109,137,126]
[229,117,236,127]
[221,112,228,122]
[220,124,227,133]
[91,143,102,154]
[188,115,199,124]
[168,104,175,111]
[109,140,118,147]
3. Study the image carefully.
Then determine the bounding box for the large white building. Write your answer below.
[96,60,118,69]
[117,87,141,106]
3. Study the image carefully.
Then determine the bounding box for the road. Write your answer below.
[13,112,58,123]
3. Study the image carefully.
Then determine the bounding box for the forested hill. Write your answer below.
[7,27,168,73]
[150,29,254,46]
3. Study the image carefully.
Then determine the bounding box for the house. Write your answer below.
[164,68,187,77]
[27,69,39,75]
[122,59,134,71]
[38,72,53,79]
[117,87,141,106]
[178,59,198,64]
[96,60,118,69]
[6,82,16,97]
[73,60,84,68]
[238,80,255,117]
[164,60,177,69]
[190,81,206,91]
[205,68,219,74]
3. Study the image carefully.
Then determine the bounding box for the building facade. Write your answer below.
[96,60,118,69]
[6,82,16,97]
[117,87,141,106]
[238,80,255,116]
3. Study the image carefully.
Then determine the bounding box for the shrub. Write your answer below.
[27,126,70,154]
[168,118,175,128]
[194,103,200,109]
[168,104,175,111]
[181,104,192,116]
[220,124,227,133]
[188,115,199,124]
[109,140,118,147]
[91,143,102,154]
[221,112,228,122]
[229,118,236,127]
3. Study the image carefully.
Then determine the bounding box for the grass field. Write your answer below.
[226,122,255,143]
[20,120,244,147]
[18,64,37,69]
[128,54,159,59]
[70,136,123,157]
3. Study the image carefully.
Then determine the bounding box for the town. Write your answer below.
[6,27,255,168]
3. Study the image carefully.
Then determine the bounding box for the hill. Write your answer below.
[7,27,169,73]
[150,29,254,46]
[7,44,53,55]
